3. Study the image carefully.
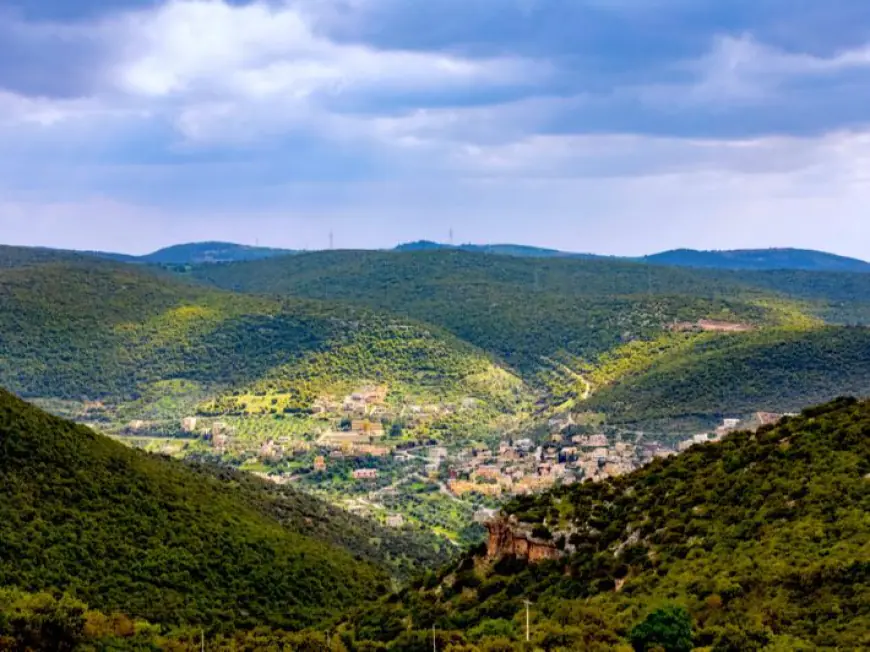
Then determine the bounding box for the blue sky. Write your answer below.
[1,0,870,256]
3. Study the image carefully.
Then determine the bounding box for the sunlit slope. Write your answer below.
[0,258,528,415]
[188,249,817,374]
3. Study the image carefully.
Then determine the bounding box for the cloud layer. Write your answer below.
[2,0,870,255]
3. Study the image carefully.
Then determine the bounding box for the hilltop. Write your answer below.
[393,241,870,272]
[347,397,870,650]
[0,389,391,629]
[394,240,606,259]
[9,240,869,272]
[645,247,870,273]
[91,241,296,265]
[0,244,92,269]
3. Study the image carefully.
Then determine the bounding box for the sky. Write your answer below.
[2,0,870,256]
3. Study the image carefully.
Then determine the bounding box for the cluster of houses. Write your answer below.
[435,412,795,498]
[178,390,796,519]
[443,431,643,497]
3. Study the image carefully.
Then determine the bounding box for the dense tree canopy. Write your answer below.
[0,389,394,629]
[346,397,870,650]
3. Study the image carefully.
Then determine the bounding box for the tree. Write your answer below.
[630,606,694,652]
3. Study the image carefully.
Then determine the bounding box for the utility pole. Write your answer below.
[432,624,437,652]
[329,230,334,250]
[523,600,533,642]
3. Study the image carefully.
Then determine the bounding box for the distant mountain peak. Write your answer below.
[644,247,870,273]
[90,241,296,265]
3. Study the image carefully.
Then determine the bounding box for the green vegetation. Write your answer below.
[0,251,534,550]
[644,247,870,273]
[0,256,528,418]
[6,247,869,431]
[2,242,870,649]
[346,397,870,650]
[0,388,427,630]
[188,249,802,375]
[586,325,870,426]
[110,241,296,265]
[187,248,870,423]
[0,245,88,270]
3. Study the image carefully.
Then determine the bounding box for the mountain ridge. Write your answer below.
[89,241,297,265]
[5,240,869,272]
[644,247,870,273]
[392,241,870,272]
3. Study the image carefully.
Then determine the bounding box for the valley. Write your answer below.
[3,244,870,552]
[0,242,869,649]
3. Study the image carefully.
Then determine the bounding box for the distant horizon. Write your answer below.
[6,237,870,264]
[3,1,870,262]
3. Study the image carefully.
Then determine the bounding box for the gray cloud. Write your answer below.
[1,0,870,256]
[0,11,110,97]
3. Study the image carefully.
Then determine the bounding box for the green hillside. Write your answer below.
[92,241,297,265]
[585,326,870,427]
[185,249,870,425]
[0,256,525,412]
[0,388,389,629]
[188,250,809,374]
[0,244,89,269]
[347,397,870,650]
[645,248,870,273]
[0,251,535,547]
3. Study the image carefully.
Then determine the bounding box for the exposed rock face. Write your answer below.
[485,516,563,563]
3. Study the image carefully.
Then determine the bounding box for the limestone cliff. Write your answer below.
[485,516,562,563]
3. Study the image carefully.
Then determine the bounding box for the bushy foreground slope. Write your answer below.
[2,396,866,650]
[348,397,870,650]
[0,388,391,629]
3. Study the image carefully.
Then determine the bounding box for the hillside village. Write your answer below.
[103,382,793,542]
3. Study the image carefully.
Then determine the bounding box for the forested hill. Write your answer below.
[185,249,870,424]
[391,242,870,272]
[186,249,804,372]
[645,247,870,273]
[584,325,870,428]
[92,241,296,265]
[0,244,94,269]
[350,397,870,650]
[0,255,522,411]
[0,388,389,629]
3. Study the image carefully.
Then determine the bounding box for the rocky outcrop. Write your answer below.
[485,516,563,563]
